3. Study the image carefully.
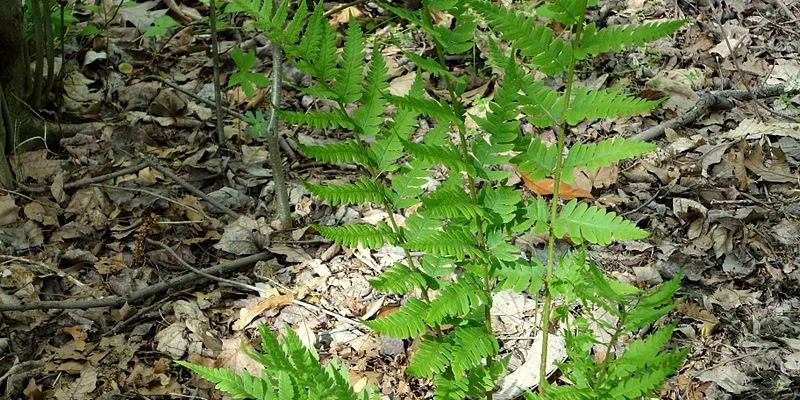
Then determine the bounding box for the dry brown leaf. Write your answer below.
[519,173,593,199]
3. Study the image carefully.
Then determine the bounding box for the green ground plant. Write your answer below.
[176,0,690,398]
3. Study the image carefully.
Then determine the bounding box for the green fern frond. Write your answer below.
[518,74,561,127]
[511,137,559,181]
[283,0,308,46]
[364,298,429,338]
[564,88,662,125]
[389,166,429,208]
[563,137,657,174]
[449,326,499,376]
[554,200,649,245]
[299,139,374,167]
[388,94,457,124]
[428,7,477,55]
[406,335,453,377]
[467,0,571,75]
[296,2,336,82]
[537,0,587,26]
[479,185,521,225]
[433,372,469,400]
[175,361,274,399]
[407,53,460,82]
[495,259,544,293]
[315,223,397,249]
[577,20,686,59]
[605,325,686,399]
[403,140,476,175]
[624,273,682,331]
[513,196,550,234]
[404,226,486,261]
[421,186,485,219]
[425,275,489,324]
[465,356,509,398]
[279,110,354,130]
[334,21,365,103]
[369,263,430,294]
[305,177,385,206]
[370,132,403,173]
[352,48,390,137]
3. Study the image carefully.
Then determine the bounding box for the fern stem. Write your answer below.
[539,0,589,389]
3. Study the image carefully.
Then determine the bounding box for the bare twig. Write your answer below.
[0,255,88,288]
[208,0,226,144]
[632,83,798,142]
[773,0,800,31]
[138,153,241,219]
[149,239,368,332]
[324,0,369,17]
[141,75,298,160]
[15,161,149,193]
[0,252,272,311]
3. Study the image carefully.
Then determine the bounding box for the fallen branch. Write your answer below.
[15,161,149,193]
[138,153,241,219]
[632,83,799,142]
[0,251,272,311]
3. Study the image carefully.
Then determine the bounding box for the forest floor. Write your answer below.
[1,0,799,399]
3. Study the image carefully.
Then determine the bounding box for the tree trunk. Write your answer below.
[0,1,26,188]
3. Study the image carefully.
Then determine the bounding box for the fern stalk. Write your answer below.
[540,0,589,388]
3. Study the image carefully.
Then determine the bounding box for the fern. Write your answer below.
[554,199,649,245]
[191,2,691,400]
[176,325,378,400]
[577,20,687,59]
[368,263,431,294]
[425,275,489,325]
[334,21,366,104]
[315,223,397,249]
[562,137,657,174]
[564,88,662,125]
[300,139,375,167]
[305,177,385,206]
[364,298,430,338]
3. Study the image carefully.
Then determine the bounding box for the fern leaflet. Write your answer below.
[554,200,649,245]
[279,110,353,130]
[577,21,686,59]
[564,88,662,125]
[299,139,375,167]
[316,222,397,249]
[449,326,500,376]
[563,137,656,173]
[305,177,385,206]
[404,225,486,261]
[369,263,430,294]
[406,336,453,377]
[334,21,365,103]
[425,275,488,324]
[364,298,429,338]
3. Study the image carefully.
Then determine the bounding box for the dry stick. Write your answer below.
[138,153,241,220]
[208,0,226,144]
[774,0,800,31]
[141,75,298,160]
[16,161,150,193]
[324,0,369,17]
[0,252,272,311]
[714,15,762,121]
[149,239,368,332]
[631,83,797,142]
[0,255,88,289]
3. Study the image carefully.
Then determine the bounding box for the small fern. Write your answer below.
[176,325,379,400]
